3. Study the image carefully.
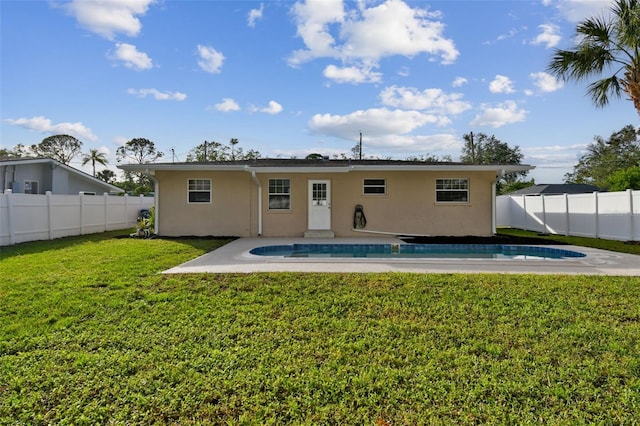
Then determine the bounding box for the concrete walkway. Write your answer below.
[164,237,640,276]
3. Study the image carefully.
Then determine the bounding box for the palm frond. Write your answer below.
[576,16,612,44]
[587,76,624,107]
[548,45,616,80]
[547,0,640,114]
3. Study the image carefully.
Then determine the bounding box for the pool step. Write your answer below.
[304,230,335,238]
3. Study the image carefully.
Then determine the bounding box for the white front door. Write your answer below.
[308,180,331,230]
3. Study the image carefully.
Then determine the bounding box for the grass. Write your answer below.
[1,232,639,424]
[497,227,640,255]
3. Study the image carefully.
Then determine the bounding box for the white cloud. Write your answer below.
[112,42,153,70]
[289,0,458,70]
[523,143,588,164]
[522,144,588,178]
[4,116,98,142]
[379,85,471,115]
[309,107,443,140]
[323,64,382,84]
[127,88,187,101]
[489,75,515,94]
[530,72,564,92]
[197,45,225,73]
[339,0,458,64]
[248,3,264,27]
[97,145,111,156]
[63,0,156,40]
[113,136,129,147]
[471,101,527,128]
[483,28,519,45]
[214,98,240,112]
[531,24,561,49]
[452,76,468,87]
[550,0,612,23]
[252,100,283,114]
[289,0,344,66]
[275,132,459,157]
[364,133,460,152]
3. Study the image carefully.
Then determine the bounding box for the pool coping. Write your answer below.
[164,237,640,276]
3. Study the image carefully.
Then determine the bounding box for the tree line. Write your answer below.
[2,125,638,195]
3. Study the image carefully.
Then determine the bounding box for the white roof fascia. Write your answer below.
[118,163,534,174]
[118,164,249,173]
[0,158,53,167]
[347,164,534,173]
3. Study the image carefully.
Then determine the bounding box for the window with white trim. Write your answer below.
[363,178,386,195]
[187,179,211,203]
[24,180,39,194]
[268,178,290,210]
[436,178,469,202]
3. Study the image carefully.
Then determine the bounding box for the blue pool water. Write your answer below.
[249,244,586,260]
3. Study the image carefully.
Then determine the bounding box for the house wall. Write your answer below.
[155,169,497,237]
[258,171,495,237]
[52,166,69,193]
[1,163,52,194]
[154,170,253,237]
[67,171,112,194]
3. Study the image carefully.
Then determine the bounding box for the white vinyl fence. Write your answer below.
[497,189,640,241]
[0,190,155,246]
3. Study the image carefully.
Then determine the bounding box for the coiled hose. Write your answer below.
[353,204,367,229]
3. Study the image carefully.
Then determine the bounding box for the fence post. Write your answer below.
[47,191,54,240]
[564,193,570,236]
[79,192,86,235]
[103,193,109,232]
[541,194,547,234]
[522,195,528,231]
[124,194,129,227]
[594,191,599,239]
[628,189,634,242]
[6,189,15,245]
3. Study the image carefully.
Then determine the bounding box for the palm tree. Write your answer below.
[229,138,239,160]
[547,0,640,117]
[82,148,108,176]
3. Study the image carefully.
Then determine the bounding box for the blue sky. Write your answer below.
[1,0,638,183]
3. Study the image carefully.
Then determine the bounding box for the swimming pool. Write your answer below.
[249,244,586,260]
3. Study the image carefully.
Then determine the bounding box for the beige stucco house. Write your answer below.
[119,159,532,238]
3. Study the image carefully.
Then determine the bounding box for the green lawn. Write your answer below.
[1,232,639,424]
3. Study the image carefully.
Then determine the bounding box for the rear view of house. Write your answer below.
[119,159,532,238]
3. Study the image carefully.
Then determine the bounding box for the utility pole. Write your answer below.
[171,148,175,163]
[359,131,363,160]
[203,140,208,162]
[469,132,475,163]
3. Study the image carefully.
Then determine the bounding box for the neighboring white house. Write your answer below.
[0,158,123,195]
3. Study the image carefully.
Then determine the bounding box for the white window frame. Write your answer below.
[435,178,469,203]
[268,178,291,210]
[187,179,211,204]
[24,180,39,194]
[363,178,386,195]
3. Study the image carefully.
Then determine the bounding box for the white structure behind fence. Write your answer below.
[0,190,154,246]
[497,189,640,241]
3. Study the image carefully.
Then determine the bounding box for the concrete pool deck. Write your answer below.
[164,237,640,276]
